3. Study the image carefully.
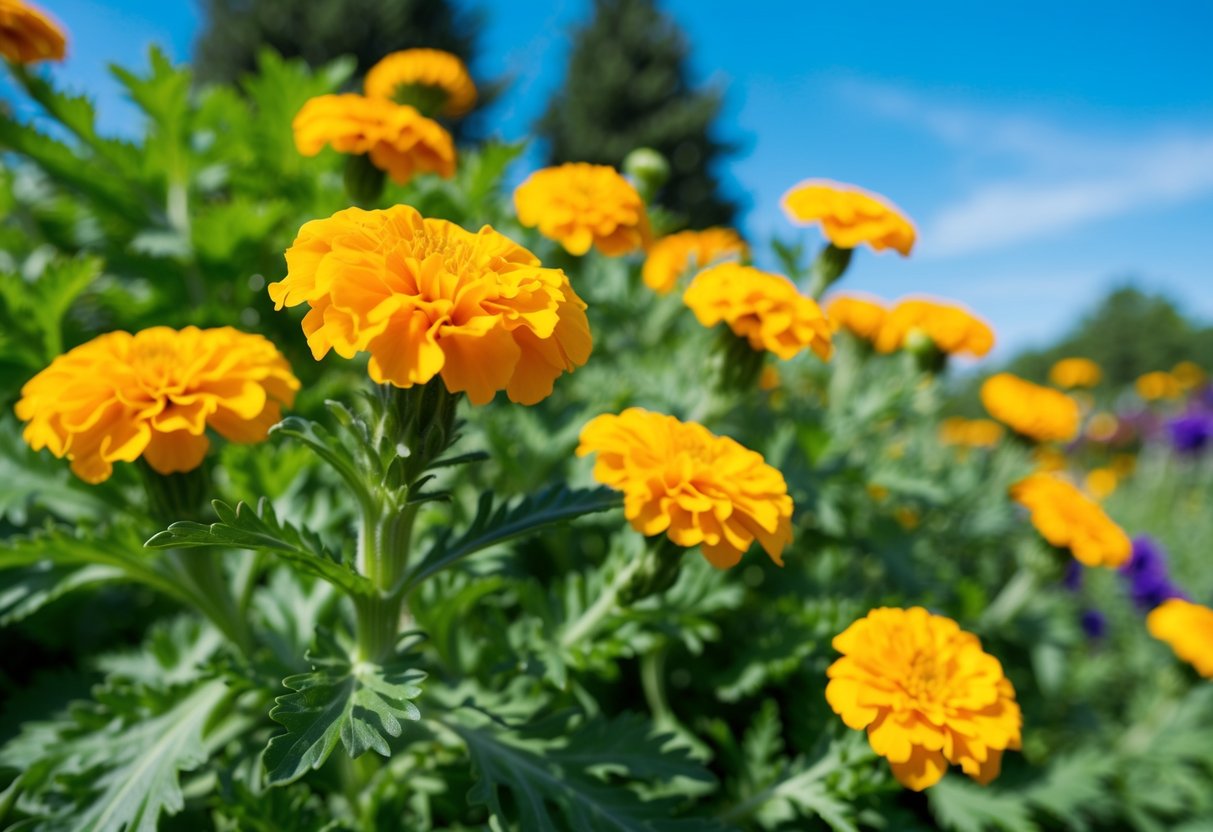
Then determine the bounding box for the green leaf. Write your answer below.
[928,776,1039,832]
[0,562,125,626]
[263,631,426,785]
[145,498,373,596]
[0,678,231,832]
[441,706,719,832]
[407,485,622,588]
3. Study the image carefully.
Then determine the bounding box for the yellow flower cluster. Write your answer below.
[364,48,477,117]
[826,607,1021,791]
[269,205,591,405]
[981,373,1080,442]
[1172,360,1206,391]
[577,408,793,569]
[514,163,649,256]
[1135,370,1182,401]
[875,298,994,358]
[1048,357,1101,389]
[0,0,64,64]
[939,417,1004,448]
[16,327,299,483]
[292,94,456,185]
[642,228,747,294]
[1010,473,1130,567]
[682,264,833,361]
[1147,599,1213,678]
[781,180,916,256]
[824,294,887,341]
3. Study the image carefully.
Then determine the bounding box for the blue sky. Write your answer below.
[18,0,1213,358]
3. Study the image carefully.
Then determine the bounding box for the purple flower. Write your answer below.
[1080,609,1107,639]
[1120,536,1185,611]
[1062,560,1083,592]
[1168,412,1213,455]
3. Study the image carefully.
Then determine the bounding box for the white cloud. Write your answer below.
[835,79,1213,257]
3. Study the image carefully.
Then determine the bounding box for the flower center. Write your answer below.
[904,651,945,702]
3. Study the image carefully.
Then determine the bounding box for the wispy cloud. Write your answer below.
[836,79,1213,257]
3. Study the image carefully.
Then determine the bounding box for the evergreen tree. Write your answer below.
[193,0,482,90]
[538,0,739,229]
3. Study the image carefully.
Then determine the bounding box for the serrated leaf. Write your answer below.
[928,776,1040,832]
[145,498,372,596]
[407,485,622,588]
[263,631,426,785]
[0,562,125,626]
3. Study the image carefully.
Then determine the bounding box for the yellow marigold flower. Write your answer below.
[1135,371,1182,401]
[1147,599,1213,678]
[1172,360,1206,391]
[981,373,1080,442]
[292,94,456,184]
[682,263,832,361]
[0,0,65,64]
[1086,411,1119,443]
[894,506,920,530]
[364,48,477,117]
[939,417,1004,448]
[1010,473,1130,567]
[875,298,994,358]
[824,293,887,341]
[513,163,649,256]
[269,205,591,406]
[1084,467,1118,500]
[826,607,1022,791]
[576,408,793,569]
[781,179,916,256]
[15,327,299,484]
[641,228,747,294]
[1031,446,1067,473]
[1048,357,1101,389]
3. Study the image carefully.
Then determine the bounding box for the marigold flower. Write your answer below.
[269,205,591,405]
[875,298,994,358]
[781,180,915,256]
[15,327,299,484]
[1135,371,1182,401]
[292,94,455,184]
[1172,360,1206,391]
[981,373,1080,442]
[1048,357,1101,389]
[824,294,887,341]
[939,417,1004,448]
[826,607,1021,791]
[514,163,649,256]
[576,408,793,569]
[641,228,747,294]
[1147,599,1213,678]
[682,264,832,361]
[1010,473,1130,567]
[1084,467,1118,500]
[1031,446,1067,473]
[1086,412,1119,443]
[364,48,477,117]
[0,0,65,64]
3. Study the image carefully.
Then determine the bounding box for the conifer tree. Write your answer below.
[193,0,482,89]
[538,0,739,228]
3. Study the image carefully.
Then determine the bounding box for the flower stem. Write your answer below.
[559,556,642,649]
[805,243,853,299]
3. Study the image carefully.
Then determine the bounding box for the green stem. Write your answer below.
[805,243,853,299]
[353,592,405,664]
[560,556,642,649]
[980,566,1037,629]
[166,550,255,657]
[640,647,673,728]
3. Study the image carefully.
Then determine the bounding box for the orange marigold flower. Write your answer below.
[781,179,916,255]
[641,228,747,294]
[1135,371,1182,401]
[1147,599,1213,678]
[514,163,649,256]
[875,298,994,358]
[981,373,1080,442]
[1048,357,1101,389]
[826,607,1022,791]
[1010,473,1130,567]
[0,0,65,64]
[269,205,591,406]
[1084,467,1118,500]
[824,293,887,341]
[939,417,1004,448]
[364,48,477,117]
[1172,360,1206,391]
[576,408,793,569]
[292,94,455,184]
[682,263,832,361]
[15,327,299,484]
